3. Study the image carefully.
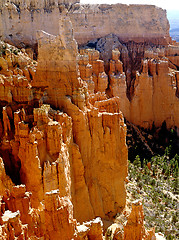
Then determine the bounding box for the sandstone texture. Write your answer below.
[0,0,171,48]
[69,3,171,46]
[0,1,178,239]
[0,17,133,239]
[129,58,179,129]
[105,200,156,240]
[33,16,128,222]
[103,48,179,130]
[165,44,179,68]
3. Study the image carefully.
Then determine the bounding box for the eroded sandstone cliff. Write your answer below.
[0,16,149,239]
[106,48,179,129]
[0,0,171,47]
[0,1,178,239]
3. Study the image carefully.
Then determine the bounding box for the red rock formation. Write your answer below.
[0,8,175,239]
[0,17,129,238]
[123,201,147,240]
[130,58,179,129]
[0,157,14,195]
[0,42,35,103]
[32,17,128,222]
[106,200,156,240]
[109,49,130,119]
[75,217,103,240]
[44,190,76,239]
[105,48,179,129]
[79,49,108,93]
[33,17,82,109]
[124,201,156,240]
[165,44,179,68]
[0,184,104,239]
[0,210,29,239]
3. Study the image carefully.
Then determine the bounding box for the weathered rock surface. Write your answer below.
[0,17,130,239]
[69,3,171,46]
[33,17,128,222]
[105,200,156,240]
[33,17,82,108]
[130,58,179,129]
[165,44,179,68]
[0,1,171,47]
[0,42,35,103]
[0,2,177,239]
[109,49,130,119]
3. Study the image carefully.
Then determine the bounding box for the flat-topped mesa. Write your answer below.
[0,1,171,47]
[69,3,171,46]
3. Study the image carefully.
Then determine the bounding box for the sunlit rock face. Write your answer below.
[33,16,128,222]
[0,17,131,239]
[0,0,170,47]
[69,3,171,46]
[0,1,177,239]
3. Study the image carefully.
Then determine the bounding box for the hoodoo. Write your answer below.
[0,0,178,239]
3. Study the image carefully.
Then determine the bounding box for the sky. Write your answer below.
[80,0,179,11]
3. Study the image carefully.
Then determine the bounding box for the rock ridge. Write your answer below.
[0,0,171,47]
[0,2,177,239]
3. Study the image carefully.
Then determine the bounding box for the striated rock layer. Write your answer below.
[69,3,171,45]
[77,46,179,130]
[0,3,177,239]
[0,0,171,47]
[0,17,151,239]
[33,16,128,222]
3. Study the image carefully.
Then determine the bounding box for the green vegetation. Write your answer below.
[127,151,179,240]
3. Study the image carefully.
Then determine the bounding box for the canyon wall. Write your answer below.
[130,58,179,129]
[0,0,171,47]
[33,16,128,221]
[107,50,179,129]
[0,17,133,238]
[1,0,178,131]
[0,1,178,238]
[77,47,179,130]
[69,3,171,45]
[0,16,158,239]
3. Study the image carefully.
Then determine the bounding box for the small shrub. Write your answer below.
[172,214,177,224]
[150,178,156,186]
[133,155,141,168]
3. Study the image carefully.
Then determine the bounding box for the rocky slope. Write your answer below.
[0,16,158,239]
[1,0,178,131]
[0,1,178,239]
[127,153,178,240]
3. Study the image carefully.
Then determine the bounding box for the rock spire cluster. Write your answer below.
[0,0,178,239]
